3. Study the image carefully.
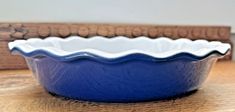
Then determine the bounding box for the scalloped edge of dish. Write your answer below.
[8,36,231,62]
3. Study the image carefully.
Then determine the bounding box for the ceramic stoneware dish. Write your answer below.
[8,36,230,102]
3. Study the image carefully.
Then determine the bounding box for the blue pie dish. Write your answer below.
[8,36,230,102]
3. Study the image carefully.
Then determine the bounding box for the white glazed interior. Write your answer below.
[8,36,231,59]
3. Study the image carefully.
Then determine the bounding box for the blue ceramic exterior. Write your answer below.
[13,49,223,102]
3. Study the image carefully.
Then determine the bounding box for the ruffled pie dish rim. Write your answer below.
[8,36,231,63]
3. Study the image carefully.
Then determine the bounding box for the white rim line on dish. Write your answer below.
[8,36,231,59]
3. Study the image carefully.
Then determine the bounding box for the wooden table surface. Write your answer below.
[0,61,235,112]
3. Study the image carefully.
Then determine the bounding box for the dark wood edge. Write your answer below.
[0,23,231,41]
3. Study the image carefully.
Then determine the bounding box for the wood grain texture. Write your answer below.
[0,61,235,112]
[0,23,232,70]
[0,23,231,40]
[0,41,27,70]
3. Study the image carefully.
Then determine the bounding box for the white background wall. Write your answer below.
[0,0,235,32]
